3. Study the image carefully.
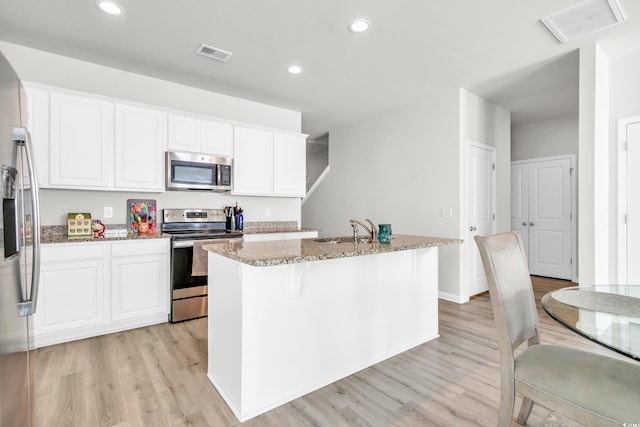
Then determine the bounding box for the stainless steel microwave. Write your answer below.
[165,151,232,192]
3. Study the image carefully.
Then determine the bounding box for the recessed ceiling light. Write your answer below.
[287,65,303,75]
[96,0,124,15]
[349,18,371,33]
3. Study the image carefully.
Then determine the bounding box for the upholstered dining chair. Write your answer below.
[474,231,640,427]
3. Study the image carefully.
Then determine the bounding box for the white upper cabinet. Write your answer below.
[24,83,305,196]
[49,92,114,188]
[202,120,234,156]
[115,104,167,191]
[24,84,50,187]
[273,133,306,197]
[168,113,233,156]
[233,126,306,197]
[233,126,274,196]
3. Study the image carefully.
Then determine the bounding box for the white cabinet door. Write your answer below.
[273,133,306,197]
[233,127,274,195]
[115,104,167,191]
[34,244,106,341]
[49,92,113,188]
[201,120,233,156]
[168,114,233,156]
[168,114,201,153]
[24,84,50,187]
[111,240,169,321]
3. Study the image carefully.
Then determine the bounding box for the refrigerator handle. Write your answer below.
[13,127,41,316]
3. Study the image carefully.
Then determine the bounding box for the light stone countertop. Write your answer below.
[204,234,462,267]
[40,225,169,244]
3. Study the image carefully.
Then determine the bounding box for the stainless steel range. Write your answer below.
[162,209,243,322]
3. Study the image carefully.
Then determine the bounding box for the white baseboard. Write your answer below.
[438,291,469,304]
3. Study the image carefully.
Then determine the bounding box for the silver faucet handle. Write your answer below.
[365,219,377,239]
[350,221,359,242]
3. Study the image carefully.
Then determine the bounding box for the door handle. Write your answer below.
[469,226,477,232]
[529,221,535,227]
[14,127,41,317]
[522,221,527,226]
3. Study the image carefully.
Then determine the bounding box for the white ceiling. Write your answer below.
[1,0,639,139]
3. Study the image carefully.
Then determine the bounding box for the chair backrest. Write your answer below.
[474,232,540,361]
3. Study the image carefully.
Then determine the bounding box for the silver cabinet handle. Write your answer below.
[14,127,41,316]
[469,226,477,232]
[529,222,535,227]
[522,221,528,226]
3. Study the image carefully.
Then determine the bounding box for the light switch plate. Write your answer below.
[441,207,453,219]
[104,207,113,218]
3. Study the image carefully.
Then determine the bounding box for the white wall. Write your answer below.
[302,88,510,302]
[609,50,640,283]
[512,114,578,161]
[458,89,511,302]
[578,44,610,285]
[0,41,304,227]
[302,88,461,295]
[306,138,328,191]
[39,189,299,227]
[460,89,511,233]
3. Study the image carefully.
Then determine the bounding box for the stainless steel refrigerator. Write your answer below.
[0,50,41,426]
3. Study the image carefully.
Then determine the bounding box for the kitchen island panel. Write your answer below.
[207,246,439,421]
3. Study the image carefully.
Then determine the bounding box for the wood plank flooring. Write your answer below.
[33,277,619,427]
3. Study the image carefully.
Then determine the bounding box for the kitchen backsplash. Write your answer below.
[38,188,302,227]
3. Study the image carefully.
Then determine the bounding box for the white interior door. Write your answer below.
[511,157,573,280]
[624,121,640,283]
[468,143,495,297]
[528,159,572,279]
[511,163,529,250]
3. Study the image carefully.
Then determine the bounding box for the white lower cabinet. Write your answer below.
[111,240,169,321]
[33,239,170,348]
[34,244,106,344]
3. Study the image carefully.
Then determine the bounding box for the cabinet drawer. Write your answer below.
[111,239,169,257]
[42,242,105,262]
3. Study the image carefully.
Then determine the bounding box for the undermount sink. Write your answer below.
[313,236,376,244]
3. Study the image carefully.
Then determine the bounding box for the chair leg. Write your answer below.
[516,397,534,425]
[498,389,516,427]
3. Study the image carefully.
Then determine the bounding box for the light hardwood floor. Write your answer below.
[33,277,616,427]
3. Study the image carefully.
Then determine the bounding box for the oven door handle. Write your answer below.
[173,240,196,248]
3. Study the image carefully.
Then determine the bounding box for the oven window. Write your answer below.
[172,162,216,185]
[172,246,207,289]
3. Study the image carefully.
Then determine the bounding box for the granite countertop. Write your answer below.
[41,225,169,244]
[204,234,462,267]
[241,221,318,235]
[40,220,314,244]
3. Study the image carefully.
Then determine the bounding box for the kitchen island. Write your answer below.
[204,235,461,421]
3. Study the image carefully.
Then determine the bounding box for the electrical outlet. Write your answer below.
[104,207,113,218]
[265,207,271,217]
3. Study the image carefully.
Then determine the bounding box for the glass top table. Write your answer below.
[541,285,640,362]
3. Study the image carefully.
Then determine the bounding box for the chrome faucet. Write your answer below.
[349,219,378,242]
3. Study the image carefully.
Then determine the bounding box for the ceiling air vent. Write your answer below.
[195,43,233,63]
[541,0,625,43]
